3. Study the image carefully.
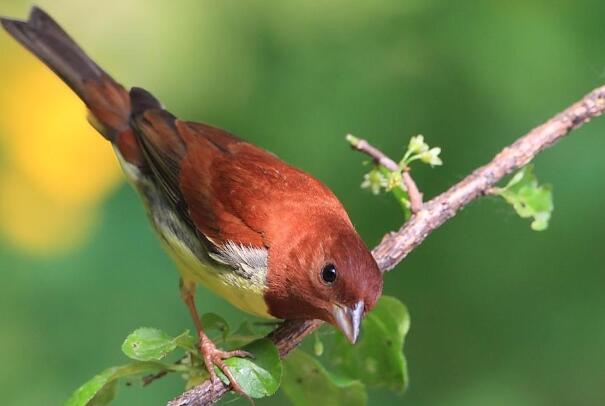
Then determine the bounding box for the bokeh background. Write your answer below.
[1,1,605,405]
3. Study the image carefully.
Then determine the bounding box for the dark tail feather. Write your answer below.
[130,87,163,115]
[1,7,130,140]
[1,7,104,96]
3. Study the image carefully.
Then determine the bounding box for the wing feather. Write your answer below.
[128,87,267,250]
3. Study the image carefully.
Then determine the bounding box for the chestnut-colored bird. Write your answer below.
[1,7,383,394]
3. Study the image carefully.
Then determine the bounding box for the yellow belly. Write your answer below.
[161,228,274,319]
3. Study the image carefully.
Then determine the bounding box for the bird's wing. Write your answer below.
[128,87,263,250]
[129,87,348,252]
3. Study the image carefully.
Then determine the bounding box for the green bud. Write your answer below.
[386,171,403,191]
[361,167,387,194]
[313,334,324,357]
[345,134,360,147]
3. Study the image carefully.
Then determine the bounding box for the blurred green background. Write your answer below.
[1,1,605,405]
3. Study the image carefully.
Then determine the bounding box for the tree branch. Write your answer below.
[168,84,605,405]
[373,85,605,271]
[167,320,322,406]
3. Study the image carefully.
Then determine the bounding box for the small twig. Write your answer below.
[168,85,605,406]
[143,355,190,387]
[373,85,605,271]
[402,170,423,213]
[346,134,399,171]
[347,134,424,213]
[143,370,169,387]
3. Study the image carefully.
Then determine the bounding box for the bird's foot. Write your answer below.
[199,333,254,401]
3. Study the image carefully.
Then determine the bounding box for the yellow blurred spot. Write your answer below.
[0,49,123,255]
[2,62,122,208]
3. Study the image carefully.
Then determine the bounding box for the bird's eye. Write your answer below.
[321,263,337,284]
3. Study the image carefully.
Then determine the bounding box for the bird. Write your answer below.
[1,7,383,394]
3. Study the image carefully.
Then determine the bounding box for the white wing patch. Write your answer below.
[209,241,268,284]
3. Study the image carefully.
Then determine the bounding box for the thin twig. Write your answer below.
[347,134,424,213]
[143,370,169,387]
[373,86,605,271]
[347,134,399,171]
[143,355,190,387]
[168,84,605,406]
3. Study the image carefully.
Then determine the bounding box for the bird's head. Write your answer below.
[265,214,383,343]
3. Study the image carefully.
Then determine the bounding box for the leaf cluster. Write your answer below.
[352,135,553,230]
[65,297,410,406]
[492,165,553,230]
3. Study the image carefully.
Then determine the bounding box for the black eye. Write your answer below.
[321,263,337,284]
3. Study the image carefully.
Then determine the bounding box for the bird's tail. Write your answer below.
[1,6,131,141]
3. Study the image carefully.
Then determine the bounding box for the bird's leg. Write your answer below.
[179,280,253,400]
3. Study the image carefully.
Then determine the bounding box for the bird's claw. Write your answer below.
[199,334,254,403]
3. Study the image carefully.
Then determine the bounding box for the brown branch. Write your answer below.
[373,86,605,271]
[168,85,605,406]
[167,320,322,406]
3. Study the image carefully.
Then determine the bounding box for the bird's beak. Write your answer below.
[332,300,365,344]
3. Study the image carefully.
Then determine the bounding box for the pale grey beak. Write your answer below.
[332,300,365,344]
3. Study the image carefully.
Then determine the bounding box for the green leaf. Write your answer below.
[232,320,257,338]
[217,338,282,398]
[496,165,553,231]
[225,321,264,347]
[174,330,197,352]
[201,313,230,340]
[282,350,367,406]
[87,380,117,406]
[330,296,410,392]
[65,362,164,406]
[121,327,183,361]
